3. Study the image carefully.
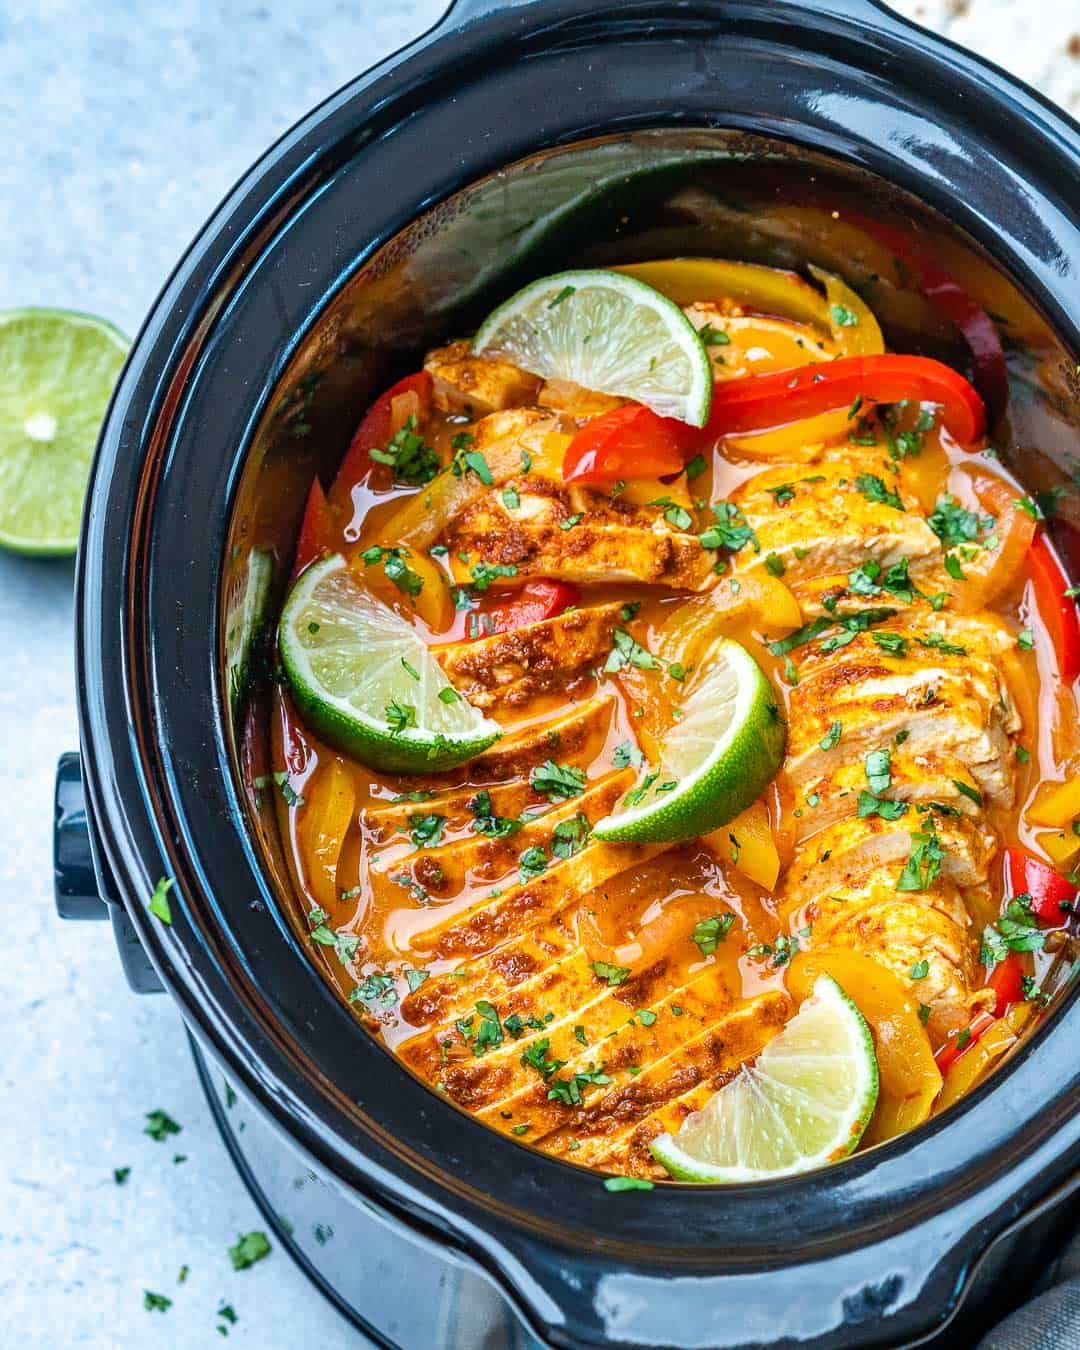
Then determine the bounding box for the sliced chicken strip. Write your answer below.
[425,340,541,415]
[448,502,714,590]
[436,603,622,710]
[784,619,1019,806]
[783,811,997,903]
[729,460,941,585]
[787,748,986,842]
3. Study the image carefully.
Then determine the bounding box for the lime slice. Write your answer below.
[224,548,273,711]
[651,976,879,1182]
[472,269,713,427]
[593,637,785,844]
[279,554,501,773]
[0,308,129,554]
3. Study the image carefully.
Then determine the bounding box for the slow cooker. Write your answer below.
[52,0,1080,1345]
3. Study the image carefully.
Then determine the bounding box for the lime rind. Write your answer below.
[279,555,500,773]
[592,638,785,844]
[472,268,713,428]
[651,976,879,1183]
[224,548,273,711]
[0,307,129,555]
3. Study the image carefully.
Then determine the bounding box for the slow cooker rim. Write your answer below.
[74,2,1080,1346]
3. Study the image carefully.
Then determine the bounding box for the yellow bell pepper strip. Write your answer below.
[788,949,941,1146]
[704,798,780,890]
[1037,828,1080,871]
[808,265,885,357]
[655,574,803,669]
[723,408,852,462]
[935,1004,1032,1114]
[1029,776,1080,828]
[613,259,832,328]
[299,758,357,912]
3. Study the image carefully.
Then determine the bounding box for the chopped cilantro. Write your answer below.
[530,760,586,800]
[144,1110,181,1143]
[149,877,174,927]
[613,740,645,770]
[590,960,631,987]
[605,626,662,673]
[896,826,944,892]
[409,814,446,849]
[855,474,905,511]
[699,501,760,554]
[691,913,735,958]
[228,1230,272,1271]
[369,415,439,485]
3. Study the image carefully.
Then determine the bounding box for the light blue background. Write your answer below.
[0,3,443,1346]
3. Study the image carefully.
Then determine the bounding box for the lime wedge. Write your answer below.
[651,976,879,1182]
[225,548,273,711]
[592,637,785,844]
[472,269,713,427]
[279,555,501,773]
[0,308,129,554]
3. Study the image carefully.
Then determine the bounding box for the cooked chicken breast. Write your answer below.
[447,497,714,590]
[435,602,621,709]
[783,617,1019,807]
[425,340,541,415]
[730,461,941,585]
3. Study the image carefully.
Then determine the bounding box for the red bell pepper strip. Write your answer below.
[292,476,335,578]
[703,354,985,445]
[986,952,1025,1014]
[329,371,433,507]
[469,579,581,638]
[562,405,697,484]
[1028,532,1080,681]
[1003,845,1079,925]
[935,1010,997,1076]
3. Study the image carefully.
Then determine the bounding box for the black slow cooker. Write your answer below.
[54,1,1080,1345]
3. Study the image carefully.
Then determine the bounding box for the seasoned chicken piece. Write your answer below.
[538,378,624,420]
[435,603,621,709]
[371,775,628,903]
[792,563,953,620]
[791,866,982,1034]
[783,811,997,904]
[729,461,941,586]
[784,617,1019,806]
[388,694,614,796]
[788,749,985,842]
[424,340,540,415]
[448,497,713,590]
[402,852,664,1014]
[532,994,790,1168]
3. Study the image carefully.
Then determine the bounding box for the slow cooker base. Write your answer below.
[193,1026,1080,1350]
[191,1036,540,1350]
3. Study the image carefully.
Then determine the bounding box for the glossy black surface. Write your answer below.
[72,1,1080,1346]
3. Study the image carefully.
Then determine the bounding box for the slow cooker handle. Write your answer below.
[53,752,165,994]
[439,0,898,31]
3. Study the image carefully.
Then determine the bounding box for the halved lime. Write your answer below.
[593,637,785,844]
[0,308,129,554]
[651,975,879,1182]
[279,554,500,773]
[472,269,713,427]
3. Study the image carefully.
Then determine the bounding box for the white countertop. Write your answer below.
[0,2,1075,1346]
